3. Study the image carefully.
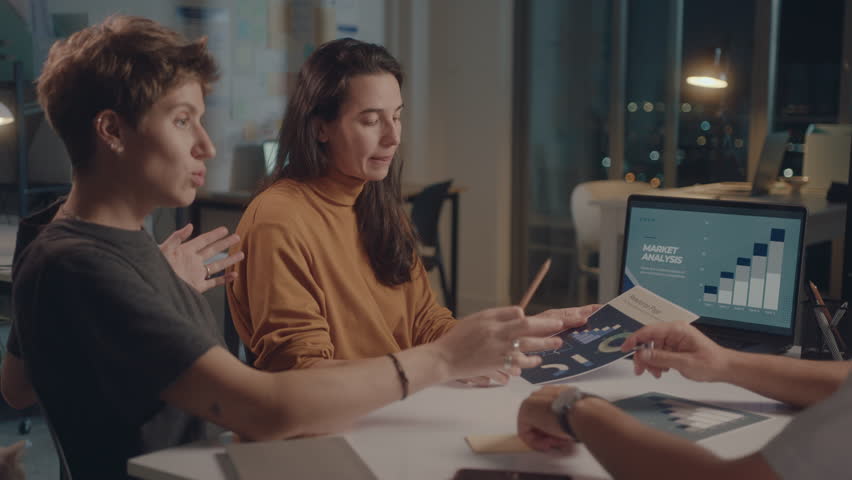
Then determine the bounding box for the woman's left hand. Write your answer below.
[530,304,601,330]
[159,224,245,293]
[457,370,511,387]
[456,305,600,387]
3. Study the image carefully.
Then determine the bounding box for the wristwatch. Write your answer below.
[550,387,600,441]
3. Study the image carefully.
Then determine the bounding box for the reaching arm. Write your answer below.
[164,306,565,441]
[0,352,37,409]
[162,344,448,440]
[718,351,851,407]
[621,322,851,407]
[572,397,777,480]
[315,306,599,386]
[306,358,351,368]
[517,386,778,480]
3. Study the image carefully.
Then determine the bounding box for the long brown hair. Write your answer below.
[264,38,417,286]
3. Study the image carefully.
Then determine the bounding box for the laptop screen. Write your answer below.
[620,195,806,336]
[751,131,790,196]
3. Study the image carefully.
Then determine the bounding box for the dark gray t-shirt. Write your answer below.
[10,213,222,479]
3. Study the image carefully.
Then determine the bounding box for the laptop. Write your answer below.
[750,131,791,195]
[619,194,807,353]
[694,131,790,196]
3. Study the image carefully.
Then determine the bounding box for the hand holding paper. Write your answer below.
[620,322,733,382]
[520,286,698,384]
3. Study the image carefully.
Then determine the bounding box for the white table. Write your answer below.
[128,359,794,480]
[594,186,847,303]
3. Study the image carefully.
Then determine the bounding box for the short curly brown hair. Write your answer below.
[37,15,219,172]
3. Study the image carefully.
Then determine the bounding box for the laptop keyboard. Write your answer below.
[705,331,791,354]
[710,335,755,351]
[700,326,762,351]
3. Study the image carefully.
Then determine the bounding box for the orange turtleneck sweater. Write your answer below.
[226,172,456,371]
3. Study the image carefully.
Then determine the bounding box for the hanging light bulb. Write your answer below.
[686,48,728,89]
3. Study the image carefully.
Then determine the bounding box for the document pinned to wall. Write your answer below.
[177,4,232,191]
[267,0,288,48]
[232,0,381,146]
[521,286,698,384]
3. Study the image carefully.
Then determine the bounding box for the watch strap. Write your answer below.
[557,404,577,440]
[553,390,601,442]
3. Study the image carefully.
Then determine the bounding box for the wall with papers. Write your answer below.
[12,0,384,192]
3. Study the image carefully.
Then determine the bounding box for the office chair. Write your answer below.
[569,179,652,304]
[11,356,71,480]
[15,355,72,480]
[409,181,454,311]
[43,406,73,480]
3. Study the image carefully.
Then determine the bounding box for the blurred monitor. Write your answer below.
[0,116,72,185]
[803,124,852,191]
[231,144,266,192]
[231,141,282,191]
[262,140,278,175]
[750,131,790,196]
[28,119,72,184]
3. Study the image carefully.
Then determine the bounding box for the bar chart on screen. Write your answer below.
[701,228,786,311]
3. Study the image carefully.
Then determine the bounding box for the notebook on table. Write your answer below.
[226,436,377,480]
[619,194,806,353]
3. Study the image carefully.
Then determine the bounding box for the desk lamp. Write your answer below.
[686,47,728,89]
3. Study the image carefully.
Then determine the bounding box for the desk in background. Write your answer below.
[1,225,16,312]
[128,358,793,480]
[183,184,465,314]
[594,186,847,303]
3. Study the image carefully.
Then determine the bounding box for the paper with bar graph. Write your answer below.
[613,392,769,441]
[521,286,698,384]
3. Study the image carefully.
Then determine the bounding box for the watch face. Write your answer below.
[551,388,581,415]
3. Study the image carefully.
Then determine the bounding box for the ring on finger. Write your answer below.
[204,264,212,280]
[503,353,513,370]
[512,338,521,351]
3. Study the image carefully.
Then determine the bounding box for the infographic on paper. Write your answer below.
[521,286,697,384]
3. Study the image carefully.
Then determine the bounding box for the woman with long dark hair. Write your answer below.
[228,38,596,380]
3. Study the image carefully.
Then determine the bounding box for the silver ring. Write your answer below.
[204,264,212,280]
[503,353,513,370]
[512,338,521,351]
